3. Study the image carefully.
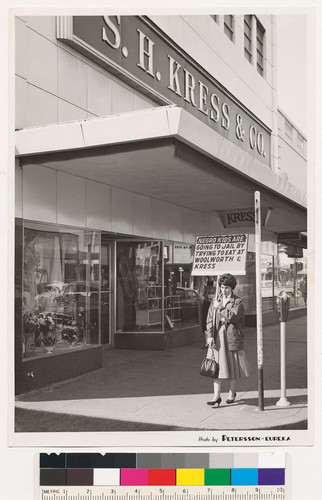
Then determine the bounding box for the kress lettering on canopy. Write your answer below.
[97,16,268,159]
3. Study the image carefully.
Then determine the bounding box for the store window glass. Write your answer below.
[276,245,307,308]
[116,240,201,333]
[166,242,201,328]
[261,254,279,311]
[261,246,307,311]
[23,224,100,358]
[117,241,163,332]
[234,252,256,313]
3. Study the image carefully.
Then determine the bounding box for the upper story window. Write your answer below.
[224,15,234,41]
[244,15,266,77]
[210,15,219,24]
[297,132,304,151]
[285,118,293,138]
[244,15,252,62]
[256,19,265,76]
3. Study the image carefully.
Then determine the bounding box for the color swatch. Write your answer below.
[40,453,285,487]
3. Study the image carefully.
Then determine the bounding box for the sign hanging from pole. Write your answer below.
[191,234,248,276]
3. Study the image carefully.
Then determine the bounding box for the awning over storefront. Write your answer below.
[15,105,307,233]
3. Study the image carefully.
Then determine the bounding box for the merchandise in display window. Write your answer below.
[116,240,201,333]
[165,242,200,327]
[117,241,163,332]
[22,224,100,358]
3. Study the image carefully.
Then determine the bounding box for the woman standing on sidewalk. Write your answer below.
[205,273,250,407]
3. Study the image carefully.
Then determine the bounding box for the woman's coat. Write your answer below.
[205,294,245,351]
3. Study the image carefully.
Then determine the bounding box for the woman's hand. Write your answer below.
[212,299,220,309]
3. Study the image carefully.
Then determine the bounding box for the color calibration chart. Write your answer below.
[39,453,287,500]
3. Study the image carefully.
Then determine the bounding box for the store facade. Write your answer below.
[15,15,307,393]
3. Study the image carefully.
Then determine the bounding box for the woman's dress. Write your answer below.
[214,322,251,380]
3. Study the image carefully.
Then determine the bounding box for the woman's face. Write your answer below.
[221,284,232,297]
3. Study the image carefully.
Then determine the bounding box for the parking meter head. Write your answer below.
[276,290,291,322]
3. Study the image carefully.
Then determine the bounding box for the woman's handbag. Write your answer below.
[200,346,219,378]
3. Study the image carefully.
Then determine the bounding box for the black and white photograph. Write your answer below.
[9,8,313,447]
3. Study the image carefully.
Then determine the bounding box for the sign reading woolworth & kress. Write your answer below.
[191,234,249,276]
[57,15,271,166]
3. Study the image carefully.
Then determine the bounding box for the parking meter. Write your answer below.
[276,290,291,322]
[276,290,292,407]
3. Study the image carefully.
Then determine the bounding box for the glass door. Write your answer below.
[116,240,164,333]
[100,241,112,345]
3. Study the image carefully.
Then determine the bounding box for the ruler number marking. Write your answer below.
[40,487,286,500]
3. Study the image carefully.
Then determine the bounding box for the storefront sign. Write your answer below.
[57,16,271,165]
[277,231,307,250]
[191,234,248,276]
[219,207,272,228]
[173,244,193,263]
[277,232,305,242]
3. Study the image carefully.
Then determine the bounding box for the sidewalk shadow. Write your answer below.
[236,394,307,408]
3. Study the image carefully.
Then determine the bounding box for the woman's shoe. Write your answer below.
[226,392,237,404]
[207,397,222,407]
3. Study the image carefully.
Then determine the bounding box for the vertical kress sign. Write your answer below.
[191,234,248,276]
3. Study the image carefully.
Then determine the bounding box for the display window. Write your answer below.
[261,245,307,309]
[116,241,163,332]
[165,242,200,328]
[233,252,257,313]
[116,240,201,333]
[22,223,100,358]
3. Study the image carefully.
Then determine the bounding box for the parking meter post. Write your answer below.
[276,291,291,407]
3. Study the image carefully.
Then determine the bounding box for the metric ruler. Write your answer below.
[39,485,286,500]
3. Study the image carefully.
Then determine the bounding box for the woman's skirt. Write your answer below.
[214,325,251,380]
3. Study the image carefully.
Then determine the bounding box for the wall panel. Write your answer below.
[57,172,86,227]
[151,199,170,240]
[86,180,112,231]
[23,165,57,223]
[26,28,57,95]
[111,187,133,235]
[133,193,152,237]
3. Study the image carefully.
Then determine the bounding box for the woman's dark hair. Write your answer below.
[218,273,237,290]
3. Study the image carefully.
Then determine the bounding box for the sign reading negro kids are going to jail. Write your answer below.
[191,234,248,276]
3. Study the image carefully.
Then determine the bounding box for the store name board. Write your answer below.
[277,231,307,250]
[57,16,270,165]
[219,207,272,228]
[191,234,248,276]
[277,232,303,241]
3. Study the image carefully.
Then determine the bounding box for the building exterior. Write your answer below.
[278,108,307,190]
[14,14,307,394]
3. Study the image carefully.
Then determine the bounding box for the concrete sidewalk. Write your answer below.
[15,314,308,431]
